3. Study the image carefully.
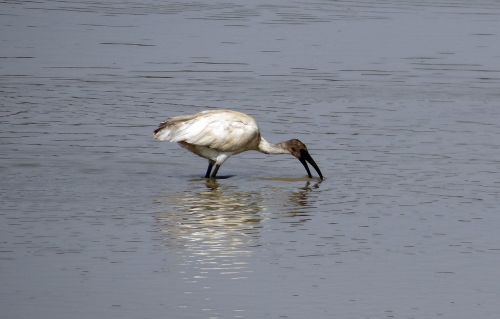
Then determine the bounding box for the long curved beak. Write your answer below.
[299,149,324,180]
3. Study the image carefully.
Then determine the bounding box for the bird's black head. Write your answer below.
[285,139,324,180]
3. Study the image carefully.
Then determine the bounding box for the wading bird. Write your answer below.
[153,109,323,179]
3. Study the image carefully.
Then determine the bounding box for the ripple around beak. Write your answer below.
[260,176,314,182]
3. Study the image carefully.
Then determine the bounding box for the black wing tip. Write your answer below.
[153,121,168,135]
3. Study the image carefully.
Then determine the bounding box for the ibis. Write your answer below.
[153,109,323,179]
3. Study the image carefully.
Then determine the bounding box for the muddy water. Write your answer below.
[2,1,500,318]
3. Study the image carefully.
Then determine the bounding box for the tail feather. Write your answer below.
[153,122,168,135]
[153,114,198,141]
[153,121,177,141]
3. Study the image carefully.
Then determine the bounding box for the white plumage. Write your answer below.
[154,109,323,179]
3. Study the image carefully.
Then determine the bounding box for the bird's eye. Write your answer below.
[291,148,296,152]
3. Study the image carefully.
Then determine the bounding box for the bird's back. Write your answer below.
[154,109,260,153]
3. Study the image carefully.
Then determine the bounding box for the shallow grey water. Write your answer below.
[2,0,500,318]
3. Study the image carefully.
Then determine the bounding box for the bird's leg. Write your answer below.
[210,164,221,179]
[205,160,215,178]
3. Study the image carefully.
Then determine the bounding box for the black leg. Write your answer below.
[210,164,221,179]
[205,161,215,178]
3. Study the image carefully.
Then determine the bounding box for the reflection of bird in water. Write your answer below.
[153,109,323,179]
[154,179,322,280]
[283,181,321,222]
[154,180,264,280]
[290,181,314,207]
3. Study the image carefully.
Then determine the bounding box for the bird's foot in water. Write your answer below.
[206,175,234,180]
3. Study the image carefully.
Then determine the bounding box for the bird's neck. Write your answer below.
[258,137,289,155]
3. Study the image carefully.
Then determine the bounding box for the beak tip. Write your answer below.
[301,152,323,180]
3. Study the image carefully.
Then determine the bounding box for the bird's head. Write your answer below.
[283,139,324,180]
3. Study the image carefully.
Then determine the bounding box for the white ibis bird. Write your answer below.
[153,109,323,179]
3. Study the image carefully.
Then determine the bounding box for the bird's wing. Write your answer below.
[154,110,259,152]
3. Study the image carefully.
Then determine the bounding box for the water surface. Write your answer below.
[2,1,500,318]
